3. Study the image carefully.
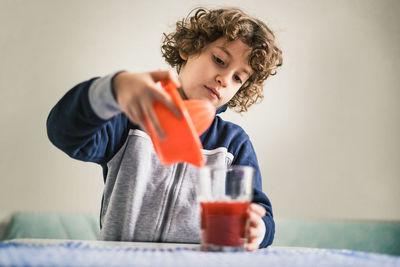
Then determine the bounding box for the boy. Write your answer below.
[47,7,282,250]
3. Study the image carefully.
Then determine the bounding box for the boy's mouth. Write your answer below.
[204,85,221,99]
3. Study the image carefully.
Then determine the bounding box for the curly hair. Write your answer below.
[161,7,282,112]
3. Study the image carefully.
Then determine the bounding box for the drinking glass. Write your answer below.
[198,165,254,252]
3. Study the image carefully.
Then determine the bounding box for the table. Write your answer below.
[1,239,399,266]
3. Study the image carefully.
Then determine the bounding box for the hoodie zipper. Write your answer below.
[156,163,185,241]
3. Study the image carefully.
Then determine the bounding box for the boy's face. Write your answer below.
[178,38,252,108]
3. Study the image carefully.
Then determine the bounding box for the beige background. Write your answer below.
[0,0,399,220]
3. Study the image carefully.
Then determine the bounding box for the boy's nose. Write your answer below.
[216,74,228,88]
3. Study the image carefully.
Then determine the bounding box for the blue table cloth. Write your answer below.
[1,241,399,267]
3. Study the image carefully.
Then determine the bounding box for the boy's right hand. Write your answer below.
[112,70,182,139]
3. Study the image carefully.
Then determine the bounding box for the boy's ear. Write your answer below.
[179,50,188,60]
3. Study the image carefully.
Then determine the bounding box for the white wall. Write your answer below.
[0,0,399,220]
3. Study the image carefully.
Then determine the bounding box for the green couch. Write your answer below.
[2,213,399,255]
[273,218,400,256]
[2,213,100,241]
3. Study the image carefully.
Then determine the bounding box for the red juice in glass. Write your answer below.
[200,201,250,249]
[198,165,254,251]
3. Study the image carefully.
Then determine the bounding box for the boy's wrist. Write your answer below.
[111,71,127,102]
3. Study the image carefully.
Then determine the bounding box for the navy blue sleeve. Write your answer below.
[46,78,130,165]
[233,139,275,248]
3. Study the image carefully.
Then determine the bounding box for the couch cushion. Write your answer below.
[3,212,99,240]
[273,218,400,255]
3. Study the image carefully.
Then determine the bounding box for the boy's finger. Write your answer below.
[126,105,142,127]
[245,241,259,251]
[247,235,259,245]
[151,88,182,119]
[149,70,181,88]
[249,203,267,217]
[247,211,262,228]
[141,101,165,140]
[247,225,262,239]
[131,106,151,135]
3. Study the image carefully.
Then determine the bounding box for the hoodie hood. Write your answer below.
[216,104,228,114]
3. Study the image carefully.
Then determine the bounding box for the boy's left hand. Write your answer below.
[245,203,267,251]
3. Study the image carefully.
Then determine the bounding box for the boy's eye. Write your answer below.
[234,74,242,84]
[213,55,225,65]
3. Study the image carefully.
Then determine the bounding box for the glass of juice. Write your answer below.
[198,165,254,252]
